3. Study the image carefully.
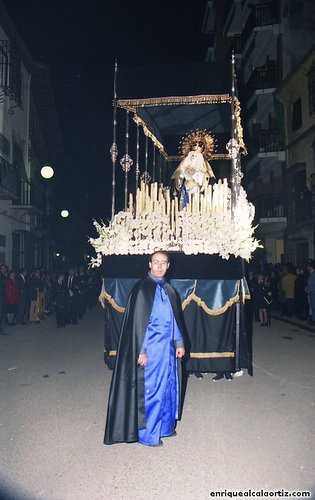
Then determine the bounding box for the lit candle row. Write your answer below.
[129,179,230,232]
[182,179,229,215]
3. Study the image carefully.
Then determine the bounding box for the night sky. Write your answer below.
[2,0,208,258]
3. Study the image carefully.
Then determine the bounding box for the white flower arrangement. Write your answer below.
[89,185,261,266]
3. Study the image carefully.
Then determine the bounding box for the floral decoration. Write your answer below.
[89,186,261,266]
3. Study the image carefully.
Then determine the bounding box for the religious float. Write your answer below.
[90,56,260,375]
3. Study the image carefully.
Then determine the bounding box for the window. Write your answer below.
[291,97,302,131]
[308,61,315,116]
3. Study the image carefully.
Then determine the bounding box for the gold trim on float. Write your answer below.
[100,291,239,316]
[99,291,125,313]
[182,292,239,316]
[189,352,235,358]
[106,350,234,358]
[132,114,166,157]
[117,94,231,111]
[117,95,247,159]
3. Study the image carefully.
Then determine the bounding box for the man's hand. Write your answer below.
[176,347,185,358]
[137,353,147,366]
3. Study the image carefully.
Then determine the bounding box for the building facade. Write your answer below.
[202,0,315,264]
[275,48,315,263]
[0,3,61,271]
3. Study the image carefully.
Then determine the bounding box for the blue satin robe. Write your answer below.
[138,282,183,446]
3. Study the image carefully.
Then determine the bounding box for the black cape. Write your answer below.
[104,277,186,445]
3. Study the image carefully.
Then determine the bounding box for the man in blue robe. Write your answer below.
[104,251,185,447]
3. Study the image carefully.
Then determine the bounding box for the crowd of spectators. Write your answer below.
[247,260,315,326]
[0,263,102,334]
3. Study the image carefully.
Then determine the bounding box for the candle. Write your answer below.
[215,183,219,212]
[171,199,175,235]
[166,190,170,217]
[223,178,228,212]
[175,197,178,239]
[196,190,200,213]
[218,179,223,211]
[129,193,133,214]
[138,188,142,215]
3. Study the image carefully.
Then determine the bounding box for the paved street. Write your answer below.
[0,306,314,500]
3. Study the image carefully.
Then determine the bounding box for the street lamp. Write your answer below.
[60,209,69,218]
[40,165,54,179]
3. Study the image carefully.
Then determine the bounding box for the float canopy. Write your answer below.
[116,61,239,159]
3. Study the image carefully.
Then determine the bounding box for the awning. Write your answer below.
[116,61,246,159]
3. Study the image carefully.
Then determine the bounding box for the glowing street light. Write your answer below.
[60,209,69,218]
[40,165,54,179]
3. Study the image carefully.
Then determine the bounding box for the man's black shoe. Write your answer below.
[212,373,224,381]
[163,431,177,438]
[225,372,233,381]
[194,372,203,379]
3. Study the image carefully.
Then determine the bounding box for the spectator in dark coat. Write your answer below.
[52,273,68,328]
[294,266,308,320]
[66,267,80,324]
[87,269,101,308]
[252,274,272,326]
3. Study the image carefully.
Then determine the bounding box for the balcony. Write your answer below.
[242,1,280,50]
[256,197,285,218]
[255,196,287,234]
[0,40,22,106]
[245,64,282,100]
[11,179,44,214]
[254,2,280,28]
[252,129,284,155]
[0,156,18,199]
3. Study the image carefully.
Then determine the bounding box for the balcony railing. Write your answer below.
[12,179,43,211]
[255,1,280,27]
[0,40,22,105]
[241,1,280,49]
[0,156,18,198]
[253,129,284,154]
[256,197,285,219]
[245,64,282,99]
